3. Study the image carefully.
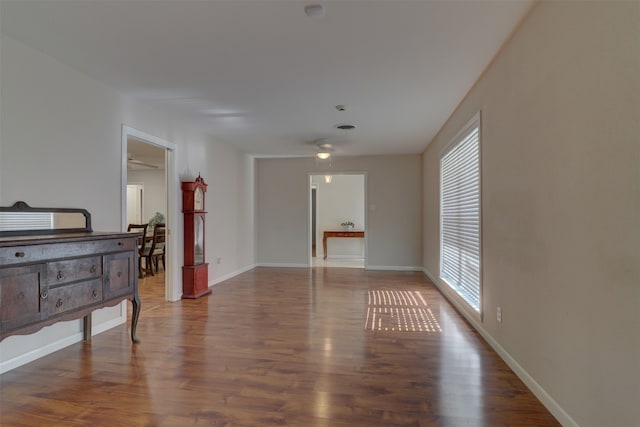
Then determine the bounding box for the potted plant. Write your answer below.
[148,212,165,230]
[341,221,355,231]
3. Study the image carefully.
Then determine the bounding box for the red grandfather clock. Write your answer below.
[181,175,211,299]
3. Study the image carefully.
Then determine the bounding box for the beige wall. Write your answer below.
[128,169,166,223]
[423,2,640,426]
[257,155,422,269]
[0,35,256,371]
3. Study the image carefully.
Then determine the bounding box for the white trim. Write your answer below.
[325,254,364,260]
[256,263,309,268]
[0,300,129,373]
[440,111,482,158]
[209,264,257,286]
[121,125,180,302]
[365,264,423,272]
[0,309,127,374]
[0,332,83,374]
[423,268,576,427]
[308,174,314,266]
[307,172,368,267]
[439,111,482,317]
[91,313,127,336]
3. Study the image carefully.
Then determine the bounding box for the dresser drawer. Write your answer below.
[47,278,103,316]
[0,238,135,267]
[46,256,102,285]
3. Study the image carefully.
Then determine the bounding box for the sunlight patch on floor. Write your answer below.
[365,290,442,333]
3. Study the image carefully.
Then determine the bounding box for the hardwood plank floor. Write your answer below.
[0,267,560,426]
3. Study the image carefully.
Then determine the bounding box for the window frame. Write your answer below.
[439,111,482,317]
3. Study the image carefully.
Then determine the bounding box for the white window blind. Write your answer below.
[440,116,481,312]
[0,212,54,231]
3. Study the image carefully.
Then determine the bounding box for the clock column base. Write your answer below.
[182,264,211,299]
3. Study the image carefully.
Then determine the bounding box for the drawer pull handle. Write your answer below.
[90,265,97,274]
[57,271,64,280]
[118,242,123,246]
[117,271,122,278]
[55,299,64,309]
[40,290,48,299]
[92,290,98,298]
[18,291,25,300]
[15,251,25,258]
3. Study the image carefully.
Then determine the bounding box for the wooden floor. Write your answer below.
[0,268,560,426]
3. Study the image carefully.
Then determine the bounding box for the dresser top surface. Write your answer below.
[0,231,139,247]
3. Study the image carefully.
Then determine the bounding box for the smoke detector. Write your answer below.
[304,4,325,17]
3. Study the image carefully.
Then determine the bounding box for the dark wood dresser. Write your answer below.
[0,232,140,343]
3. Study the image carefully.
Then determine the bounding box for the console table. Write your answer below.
[323,230,365,259]
[0,232,141,343]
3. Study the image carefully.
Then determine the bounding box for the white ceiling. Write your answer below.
[1,0,533,158]
[127,137,166,171]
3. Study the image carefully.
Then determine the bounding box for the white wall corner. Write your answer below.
[209,264,257,287]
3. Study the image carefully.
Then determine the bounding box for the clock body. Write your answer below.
[181,177,211,299]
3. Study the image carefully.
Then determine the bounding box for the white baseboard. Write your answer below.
[0,332,83,374]
[324,255,364,260]
[365,264,423,271]
[209,264,257,286]
[0,308,127,374]
[422,268,577,427]
[256,262,309,268]
[91,314,127,336]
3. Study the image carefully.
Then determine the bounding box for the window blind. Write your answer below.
[0,212,54,231]
[440,117,481,312]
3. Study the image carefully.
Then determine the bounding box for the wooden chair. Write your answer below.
[144,223,166,275]
[127,223,149,278]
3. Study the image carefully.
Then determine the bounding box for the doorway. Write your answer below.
[126,184,144,225]
[309,173,366,268]
[121,126,179,301]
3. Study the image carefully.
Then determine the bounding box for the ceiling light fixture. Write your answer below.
[304,4,325,17]
[315,141,334,160]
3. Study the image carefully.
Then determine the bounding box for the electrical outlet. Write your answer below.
[497,306,502,323]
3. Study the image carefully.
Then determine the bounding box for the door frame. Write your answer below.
[307,172,367,267]
[121,125,180,301]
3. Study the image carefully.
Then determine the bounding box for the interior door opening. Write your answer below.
[309,173,366,268]
[126,184,144,225]
[122,126,179,302]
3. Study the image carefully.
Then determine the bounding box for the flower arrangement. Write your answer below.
[341,221,355,230]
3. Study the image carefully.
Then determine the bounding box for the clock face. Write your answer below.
[195,187,204,210]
